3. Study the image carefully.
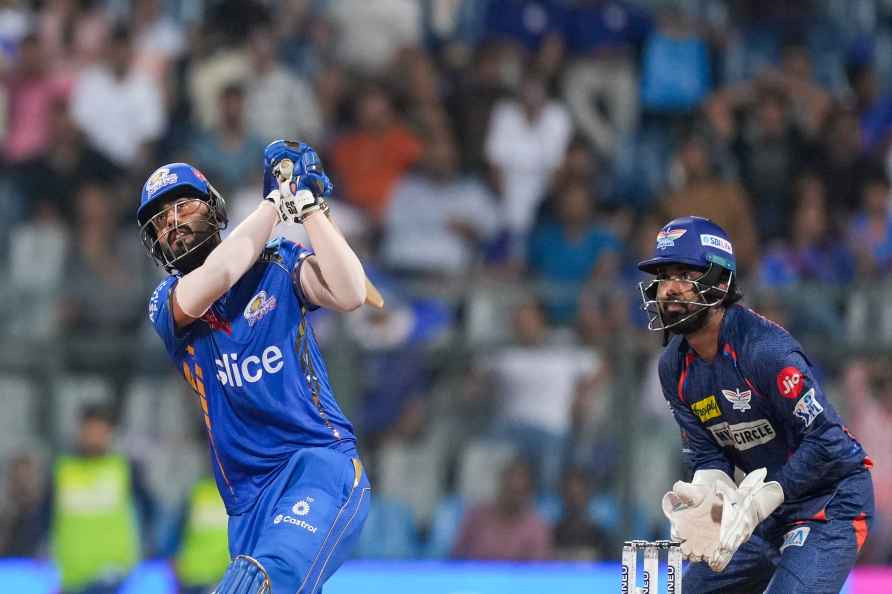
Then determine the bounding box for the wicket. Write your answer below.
[621,540,682,594]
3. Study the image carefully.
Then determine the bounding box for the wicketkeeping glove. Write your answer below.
[662,469,735,563]
[709,467,784,572]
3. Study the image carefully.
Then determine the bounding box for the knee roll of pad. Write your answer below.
[214,555,272,594]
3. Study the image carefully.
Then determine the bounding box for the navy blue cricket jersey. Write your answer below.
[148,238,357,514]
[659,305,871,520]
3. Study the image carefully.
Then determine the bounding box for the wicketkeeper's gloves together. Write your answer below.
[662,469,735,563]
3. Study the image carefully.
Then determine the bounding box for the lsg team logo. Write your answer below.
[656,228,687,250]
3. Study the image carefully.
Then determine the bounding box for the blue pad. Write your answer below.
[215,555,271,594]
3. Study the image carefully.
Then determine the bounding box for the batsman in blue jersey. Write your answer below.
[137,140,371,594]
[640,216,874,593]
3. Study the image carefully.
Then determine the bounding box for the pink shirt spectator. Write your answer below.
[451,502,552,561]
[4,73,70,163]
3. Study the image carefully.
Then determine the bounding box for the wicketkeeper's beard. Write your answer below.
[659,299,710,335]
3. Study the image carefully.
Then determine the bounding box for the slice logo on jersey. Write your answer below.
[721,388,752,412]
[709,419,775,451]
[793,388,824,428]
[215,345,284,387]
[780,525,810,553]
[691,395,721,422]
[145,166,178,196]
[244,291,277,326]
[656,228,687,250]
[777,366,804,399]
[700,234,734,254]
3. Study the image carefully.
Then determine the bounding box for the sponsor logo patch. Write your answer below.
[273,512,317,533]
[780,526,810,553]
[709,419,776,451]
[292,499,312,516]
[145,167,178,196]
[657,228,687,250]
[777,366,804,399]
[244,291,277,326]
[793,388,824,427]
[721,387,752,412]
[700,234,734,254]
[691,395,721,422]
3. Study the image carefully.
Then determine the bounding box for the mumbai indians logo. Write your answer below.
[145,167,178,196]
[244,291,277,326]
[656,228,687,250]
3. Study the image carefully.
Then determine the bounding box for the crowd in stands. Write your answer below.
[0,0,891,576]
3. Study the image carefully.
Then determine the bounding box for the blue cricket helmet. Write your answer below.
[638,216,736,274]
[137,163,227,274]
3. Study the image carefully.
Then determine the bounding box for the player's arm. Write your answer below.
[710,349,867,571]
[171,201,280,328]
[298,210,367,312]
[760,350,867,501]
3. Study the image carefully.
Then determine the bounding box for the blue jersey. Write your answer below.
[659,305,871,521]
[148,238,357,514]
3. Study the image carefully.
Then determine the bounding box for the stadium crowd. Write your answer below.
[0,0,890,582]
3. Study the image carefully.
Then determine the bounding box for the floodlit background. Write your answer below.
[0,0,891,592]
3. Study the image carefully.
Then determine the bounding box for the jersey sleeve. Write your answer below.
[752,348,868,501]
[273,238,320,311]
[658,351,733,476]
[148,276,191,358]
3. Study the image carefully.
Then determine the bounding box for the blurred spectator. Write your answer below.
[480,0,565,56]
[451,40,512,172]
[376,397,451,534]
[848,167,892,280]
[244,23,322,145]
[658,131,759,275]
[15,102,119,220]
[43,404,156,594]
[0,453,44,557]
[170,471,229,594]
[844,359,892,564]
[528,182,621,323]
[760,176,853,336]
[479,300,601,489]
[69,24,165,170]
[561,0,652,157]
[846,45,892,155]
[639,8,711,115]
[553,467,610,561]
[485,71,572,254]
[189,82,265,195]
[330,84,422,222]
[327,0,420,73]
[2,33,70,166]
[731,86,809,243]
[59,183,147,337]
[382,129,500,279]
[813,106,879,224]
[37,0,111,70]
[451,456,552,560]
[131,0,187,83]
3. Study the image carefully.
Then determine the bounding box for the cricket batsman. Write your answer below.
[640,216,874,593]
[137,140,371,594]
